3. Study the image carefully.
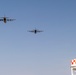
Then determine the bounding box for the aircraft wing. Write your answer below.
[37,30,43,32]
[28,30,35,32]
[7,19,15,21]
[0,19,3,21]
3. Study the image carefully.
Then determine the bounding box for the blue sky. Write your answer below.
[0,0,76,75]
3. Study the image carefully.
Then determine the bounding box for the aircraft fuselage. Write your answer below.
[35,30,37,34]
[4,17,6,23]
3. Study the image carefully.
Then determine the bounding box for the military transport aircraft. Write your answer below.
[0,16,15,23]
[28,28,43,34]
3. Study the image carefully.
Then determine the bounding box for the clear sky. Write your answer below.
[0,0,76,75]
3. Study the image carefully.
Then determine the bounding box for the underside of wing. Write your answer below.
[7,19,15,21]
[28,30,35,32]
[37,30,43,32]
[0,19,3,21]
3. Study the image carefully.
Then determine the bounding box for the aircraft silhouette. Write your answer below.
[28,28,43,34]
[0,16,15,23]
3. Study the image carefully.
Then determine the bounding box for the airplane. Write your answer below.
[28,28,43,34]
[0,16,15,23]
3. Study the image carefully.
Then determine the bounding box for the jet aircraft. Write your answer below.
[28,28,43,34]
[0,16,15,23]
